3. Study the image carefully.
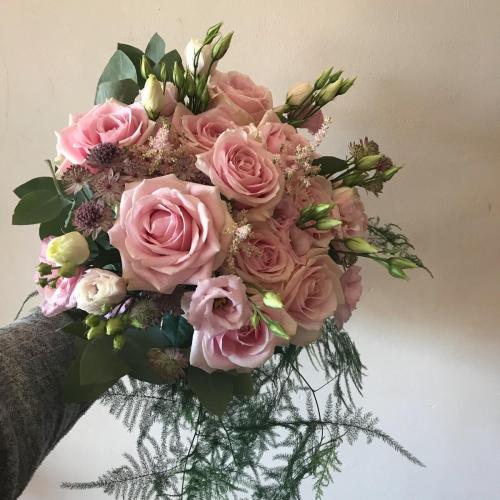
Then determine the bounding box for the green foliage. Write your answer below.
[145,33,166,64]
[313,156,349,177]
[63,319,423,499]
[12,189,69,225]
[14,176,54,198]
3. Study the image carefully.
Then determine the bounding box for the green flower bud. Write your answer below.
[141,55,153,79]
[185,72,196,97]
[337,77,356,95]
[106,317,124,336]
[87,321,106,340]
[38,277,49,288]
[262,291,284,309]
[356,154,382,171]
[315,218,342,230]
[159,61,168,83]
[328,70,343,83]
[286,82,313,106]
[46,232,90,266]
[342,172,367,187]
[388,257,418,269]
[388,265,409,280]
[201,86,209,108]
[85,314,101,328]
[314,67,333,90]
[37,262,53,276]
[141,74,164,120]
[59,263,77,278]
[316,79,343,106]
[101,303,113,314]
[344,237,379,254]
[212,31,234,60]
[173,61,184,89]
[383,166,402,180]
[204,22,223,44]
[250,308,260,329]
[267,320,289,339]
[313,203,335,219]
[113,334,127,351]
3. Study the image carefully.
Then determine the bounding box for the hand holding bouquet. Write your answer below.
[12,23,428,498]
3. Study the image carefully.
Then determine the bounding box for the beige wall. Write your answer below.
[1,1,499,498]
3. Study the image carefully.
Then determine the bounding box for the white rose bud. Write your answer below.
[46,232,90,266]
[74,269,127,314]
[185,38,214,75]
[286,82,313,106]
[141,74,164,120]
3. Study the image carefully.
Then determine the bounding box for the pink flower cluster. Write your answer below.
[43,69,366,375]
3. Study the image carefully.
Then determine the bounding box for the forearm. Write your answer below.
[0,309,91,499]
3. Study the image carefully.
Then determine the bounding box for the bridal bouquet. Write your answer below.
[13,23,428,499]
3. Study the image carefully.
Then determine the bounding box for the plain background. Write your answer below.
[1,0,499,498]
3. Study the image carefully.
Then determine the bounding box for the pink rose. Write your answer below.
[171,103,239,155]
[334,265,362,328]
[56,100,155,165]
[332,187,368,239]
[258,111,308,160]
[189,295,294,373]
[282,255,344,346]
[209,71,273,123]
[108,174,233,293]
[36,237,83,317]
[182,275,251,337]
[197,129,283,217]
[235,221,295,287]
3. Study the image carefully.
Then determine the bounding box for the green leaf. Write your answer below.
[187,367,235,416]
[97,50,138,85]
[12,190,69,225]
[153,50,183,82]
[233,373,254,397]
[160,313,194,347]
[312,156,349,176]
[117,43,146,84]
[14,177,54,198]
[95,79,140,105]
[39,203,73,239]
[59,320,87,337]
[145,33,165,64]
[80,338,130,386]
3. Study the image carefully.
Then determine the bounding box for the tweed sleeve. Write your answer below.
[0,309,91,499]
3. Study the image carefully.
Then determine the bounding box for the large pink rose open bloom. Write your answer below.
[36,237,83,317]
[334,265,363,328]
[209,71,273,123]
[171,103,239,155]
[56,100,155,165]
[108,174,233,293]
[182,275,251,337]
[190,295,295,373]
[282,255,344,346]
[196,129,283,218]
[235,221,295,287]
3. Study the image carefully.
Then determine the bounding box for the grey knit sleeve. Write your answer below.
[0,309,91,499]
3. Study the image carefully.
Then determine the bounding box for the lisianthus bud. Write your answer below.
[383,166,402,180]
[286,82,313,106]
[314,67,333,90]
[159,61,168,83]
[141,74,164,120]
[212,32,234,60]
[337,77,356,95]
[267,319,289,339]
[37,262,52,276]
[46,232,90,266]
[344,237,379,254]
[204,22,223,44]
[356,154,382,171]
[106,317,125,336]
[74,268,127,314]
[85,314,101,328]
[262,291,284,309]
[388,265,409,280]
[185,38,214,75]
[316,79,343,106]
[113,334,127,351]
[87,321,106,340]
[173,61,184,89]
[141,55,153,80]
[315,218,342,230]
[388,257,418,269]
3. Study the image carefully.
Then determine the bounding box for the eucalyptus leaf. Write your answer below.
[95,79,140,105]
[12,190,69,225]
[312,156,349,176]
[14,177,55,198]
[145,33,166,64]
[187,367,235,416]
[80,338,130,386]
[117,43,147,85]
[153,50,183,82]
[97,50,138,85]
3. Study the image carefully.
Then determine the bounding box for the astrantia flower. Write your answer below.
[61,165,91,195]
[72,200,114,238]
[90,169,124,205]
[147,347,189,384]
[86,142,119,166]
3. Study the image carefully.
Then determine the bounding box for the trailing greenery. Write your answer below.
[62,320,423,499]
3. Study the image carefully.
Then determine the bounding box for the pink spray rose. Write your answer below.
[334,265,362,328]
[108,174,233,293]
[332,187,368,239]
[56,99,155,165]
[182,275,252,337]
[189,295,295,374]
[282,255,344,346]
[235,221,295,287]
[196,129,283,218]
[36,237,83,317]
[171,104,239,155]
[209,71,273,123]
